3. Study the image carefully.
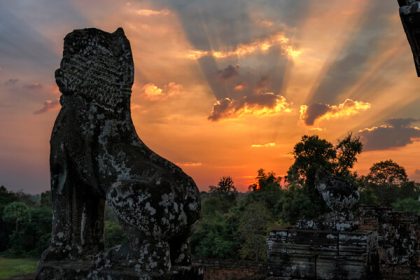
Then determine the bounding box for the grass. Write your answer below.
[0,258,38,279]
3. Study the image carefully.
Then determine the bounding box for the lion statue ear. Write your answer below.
[113,27,135,87]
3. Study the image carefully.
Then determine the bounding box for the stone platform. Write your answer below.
[267,229,379,279]
[36,260,203,280]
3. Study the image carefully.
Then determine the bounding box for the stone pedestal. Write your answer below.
[267,229,379,279]
[37,260,203,280]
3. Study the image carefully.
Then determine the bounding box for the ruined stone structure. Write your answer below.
[36,28,201,280]
[267,196,420,279]
[358,206,420,279]
[266,175,382,279]
[267,229,379,279]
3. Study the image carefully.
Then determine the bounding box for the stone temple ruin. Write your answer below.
[36,27,202,280]
[267,173,420,279]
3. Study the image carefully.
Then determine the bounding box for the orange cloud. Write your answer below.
[251,142,276,148]
[300,99,371,125]
[141,82,183,100]
[177,162,203,167]
[134,9,171,17]
[209,94,292,121]
[234,83,245,91]
[33,99,60,115]
[187,32,301,60]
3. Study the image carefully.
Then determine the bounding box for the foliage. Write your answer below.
[209,176,238,202]
[2,202,31,232]
[246,169,283,217]
[335,134,363,176]
[40,191,52,208]
[191,211,239,259]
[360,160,419,207]
[209,176,237,195]
[392,198,420,214]
[286,135,336,189]
[248,169,282,192]
[0,257,38,280]
[280,185,321,224]
[237,202,273,262]
[286,134,363,218]
[366,160,408,186]
[104,220,127,248]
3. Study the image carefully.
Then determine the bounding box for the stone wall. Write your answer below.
[267,229,379,279]
[358,206,420,279]
[267,207,420,279]
[194,260,265,280]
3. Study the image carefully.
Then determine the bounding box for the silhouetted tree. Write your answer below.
[360,160,418,207]
[366,160,408,186]
[209,176,237,198]
[286,134,362,217]
[335,133,363,176]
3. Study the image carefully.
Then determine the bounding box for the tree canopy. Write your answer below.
[366,160,409,186]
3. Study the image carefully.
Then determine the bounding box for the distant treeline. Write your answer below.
[0,134,419,261]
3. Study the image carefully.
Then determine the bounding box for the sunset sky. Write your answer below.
[1,0,420,193]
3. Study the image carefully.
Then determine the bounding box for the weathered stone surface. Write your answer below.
[358,206,420,279]
[268,206,420,279]
[37,260,203,280]
[267,229,379,280]
[316,174,359,215]
[398,0,420,76]
[37,27,201,279]
[296,173,360,232]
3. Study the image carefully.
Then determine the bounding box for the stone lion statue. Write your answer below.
[37,28,201,279]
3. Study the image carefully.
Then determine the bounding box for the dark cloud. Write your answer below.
[301,99,371,126]
[218,65,239,80]
[33,99,60,115]
[310,1,397,104]
[256,75,270,91]
[155,0,303,119]
[208,92,290,121]
[208,68,287,120]
[359,118,420,151]
[208,98,234,121]
[300,103,330,125]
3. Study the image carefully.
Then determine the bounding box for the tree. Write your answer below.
[366,160,408,186]
[286,134,363,218]
[246,169,283,218]
[335,133,363,176]
[40,191,52,208]
[286,135,336,190]
[237,202,273,262]
[2,202,31,232]
[281,185,321,224]
[392,198,420,214]
[104,220,127,248]
[191,211,239,259]
[287,134,363,189]
[360,161,417,207]
[209,176,237,198]
[249,169,282,192]
[205,176,238,215]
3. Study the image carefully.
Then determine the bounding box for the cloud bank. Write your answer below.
[359,118,420,151]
